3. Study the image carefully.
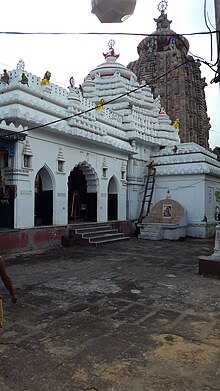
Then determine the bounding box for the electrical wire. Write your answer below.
[0,28,219,81]
[0,30,219,37]
[202,0,220,82]
[1,59,190,139]
[1,22,219,139]
[204,0,213,61]
[169,32,219,77]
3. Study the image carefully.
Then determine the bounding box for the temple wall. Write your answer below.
[151,143,220,238]
[10,131,129,228]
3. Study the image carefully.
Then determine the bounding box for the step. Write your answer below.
[62,234,130,247]
[89,235,130,245]
[89,233,125,242]
[82,229,118,238]
[68,222,112,229]
[63,221,130,247]
[74,225,113,235]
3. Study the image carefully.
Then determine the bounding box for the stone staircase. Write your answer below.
[138,223,164,240]
[62,222,130,247]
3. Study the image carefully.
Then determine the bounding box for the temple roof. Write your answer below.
[137,10,189,55]
[86,41,137,81]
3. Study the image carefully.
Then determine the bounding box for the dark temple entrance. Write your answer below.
[68,164,98,222]
[0,185,15,229]
[108,176,118,221]
[34,168,53,226]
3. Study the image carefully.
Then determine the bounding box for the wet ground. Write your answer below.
[1,237,220,391]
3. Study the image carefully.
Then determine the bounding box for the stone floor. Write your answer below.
[1,237,220,391]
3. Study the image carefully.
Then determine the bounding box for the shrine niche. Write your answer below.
[138,199,187,241]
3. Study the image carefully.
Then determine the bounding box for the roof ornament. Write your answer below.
[154,1,171,30]
[19,73,29,86]
[40,71,51,87]
[0,69,9,85]
[157,0,168,13]
[16,59,25,71]
[96,98,105,110]
[69,76,75,89]
[172,118,179,130]
[103,39,120,61]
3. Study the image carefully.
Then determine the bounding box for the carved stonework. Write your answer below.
[127,10,211,149]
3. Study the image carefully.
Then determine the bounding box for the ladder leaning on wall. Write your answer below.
[138,162,156,223]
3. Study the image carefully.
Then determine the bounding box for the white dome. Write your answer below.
[88,53,137,81]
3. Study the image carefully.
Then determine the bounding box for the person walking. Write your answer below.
[0,256,17,328]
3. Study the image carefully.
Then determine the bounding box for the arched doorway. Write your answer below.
[34,167,53,226]
[68,162,98,222]
[108,176,118,221]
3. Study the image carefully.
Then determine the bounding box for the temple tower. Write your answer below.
[127,2,211,149]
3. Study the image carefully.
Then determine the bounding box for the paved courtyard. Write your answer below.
[1,237,220,391]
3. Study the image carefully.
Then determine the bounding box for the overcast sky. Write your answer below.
[0,0,219,147]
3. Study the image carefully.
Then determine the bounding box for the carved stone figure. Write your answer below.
[20,73,29,86]
[40,71,51,86]
[1,70,9,84]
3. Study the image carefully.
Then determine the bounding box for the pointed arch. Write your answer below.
[34,165,54,226]
[68,161,99,222]
[108,176,119,221]
[37,164,54,190]
[77,161,99,193]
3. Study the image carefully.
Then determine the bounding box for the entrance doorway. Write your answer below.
[0,185,15,229]
[108,176,118,221]
[68,163,98,222]
[34,167,53,226]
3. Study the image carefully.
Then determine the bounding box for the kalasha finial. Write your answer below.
[16,59,25,71]
[108,39,115,50]
[103,39,120,60]
[158,0,168,12]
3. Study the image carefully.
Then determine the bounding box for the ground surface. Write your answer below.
[1,237,220,391]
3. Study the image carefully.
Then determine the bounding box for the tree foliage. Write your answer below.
[210,147,220,161]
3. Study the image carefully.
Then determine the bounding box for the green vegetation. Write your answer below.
[164,334,175,342]
[210,147,220,161]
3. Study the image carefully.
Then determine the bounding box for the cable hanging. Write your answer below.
[1,59,189,139]
[0,30,219,37]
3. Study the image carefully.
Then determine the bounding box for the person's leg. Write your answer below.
[0,298,3,327]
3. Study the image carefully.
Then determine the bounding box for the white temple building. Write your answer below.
[0,42,220,250]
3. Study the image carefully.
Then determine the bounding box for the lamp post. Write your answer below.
[198,216,220,277]
[214,0,220,82]
[213,220,220,259]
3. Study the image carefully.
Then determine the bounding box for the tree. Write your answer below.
[210,147,220,161]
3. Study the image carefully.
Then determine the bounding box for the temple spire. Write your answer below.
[154,1,172,30]
[157,0,168,13]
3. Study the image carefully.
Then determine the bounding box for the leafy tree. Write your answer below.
[210,147,220,161]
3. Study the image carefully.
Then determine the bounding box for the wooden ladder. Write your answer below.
[138,164,156,223]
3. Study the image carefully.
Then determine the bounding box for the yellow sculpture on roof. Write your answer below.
[96,98,105,110]
[172,118,179,129]
[40,71,51,86]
